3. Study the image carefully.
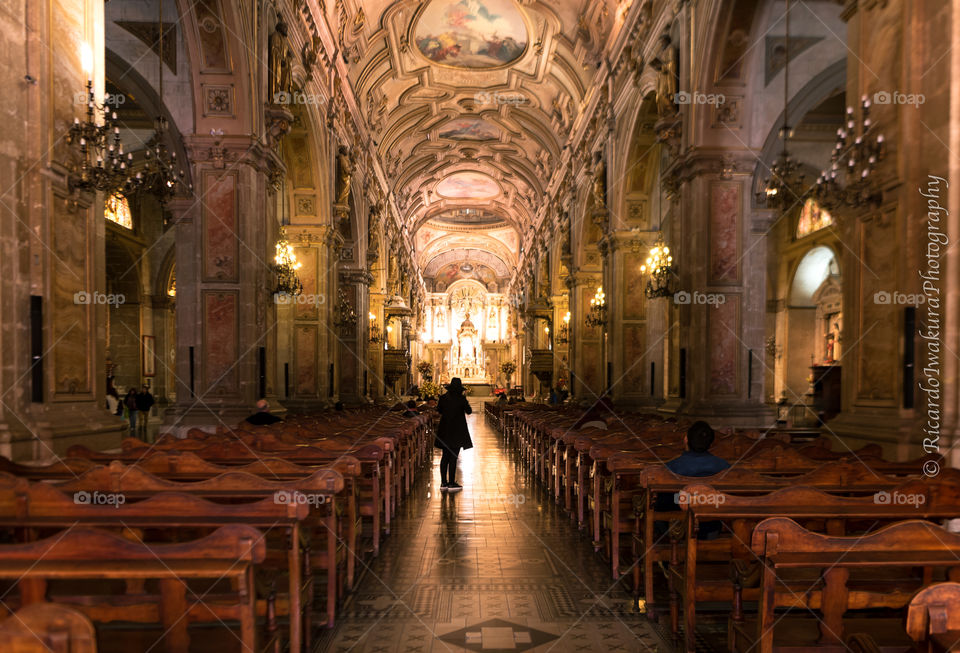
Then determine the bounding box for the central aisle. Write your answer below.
[319,399,662,652]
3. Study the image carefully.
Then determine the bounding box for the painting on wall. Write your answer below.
[436,172,500,199]
[439,118,501,141]
[415,0,528,69]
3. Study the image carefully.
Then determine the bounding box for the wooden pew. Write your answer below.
[631,461,913,619]
[49,461,344,637]
[732,517,960,653]
[0,603,97,653]
[674,479,960,653]
[0,525,268,653]
[906,583,960,652]
[0,479,312,651]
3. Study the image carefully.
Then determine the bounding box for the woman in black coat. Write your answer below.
[435,377,472,492]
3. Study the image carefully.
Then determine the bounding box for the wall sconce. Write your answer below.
[585,287,606,328]
[557,311,571,344]
[639,233,674,299]
[273,230,303,297]
[368,312,383,344]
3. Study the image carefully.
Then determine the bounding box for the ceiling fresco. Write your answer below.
[344,0,629,285]
[414,0,529,69]
[438,118,502,141]
[436,171,501,199]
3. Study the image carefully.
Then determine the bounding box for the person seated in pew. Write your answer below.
[573,395,615,429]
[402,400,419,418]
[655,420,730,539]
[244,398,282,426]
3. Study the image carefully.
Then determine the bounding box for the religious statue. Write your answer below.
[269,21,292,101]
[336,147,354,207]
[454,314,480,377]
[592,153,607,211]
[652,44,678,118]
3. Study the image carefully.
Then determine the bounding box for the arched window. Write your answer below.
[796,198,833,238]
[104,192,133,229]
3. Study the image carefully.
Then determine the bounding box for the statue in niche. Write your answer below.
[336,147,354,207]
[436,306,446,330]
[592,153,607,211]
[651,40,678,118]
[454,313,481,378]
[269,21,293,100]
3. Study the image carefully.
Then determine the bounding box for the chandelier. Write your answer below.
[585,287,606,328]
[134,115,192,206]
[757,0,807,211]
[272,231,303,297]
[811,95,886,210]
[333,288,359,333]
[67,81,137,194]
[368,312,383,344]
[639,233,675,299]
[557,311,571,344]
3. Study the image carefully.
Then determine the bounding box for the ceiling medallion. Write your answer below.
[413,0,529,70]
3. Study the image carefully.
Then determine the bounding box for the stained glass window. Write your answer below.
[104,192,133,229]
[796,198,833,238]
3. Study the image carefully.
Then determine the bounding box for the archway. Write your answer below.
[784,245,842,421]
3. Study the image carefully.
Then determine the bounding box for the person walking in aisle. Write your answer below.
[136,385,155,440]
[123,389,138,436]
[435,377,472,493]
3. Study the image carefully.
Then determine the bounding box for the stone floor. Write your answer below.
[316,400,672,653]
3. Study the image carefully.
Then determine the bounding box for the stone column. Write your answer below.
[568,270,605,402]
[674,157,773,426]
[0,0,126,459]
[337,269,373,403]
[164,135,281,430]
[605,232,660,407]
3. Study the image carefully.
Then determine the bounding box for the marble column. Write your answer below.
[673,158,773,426]
[164,135,282,431]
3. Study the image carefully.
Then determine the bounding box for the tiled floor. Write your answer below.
[317,400,665,652]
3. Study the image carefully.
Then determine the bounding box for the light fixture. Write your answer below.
[557,311,571,344]
[333,288,359,333]
[273,230,303,297]
[368,312,383,344]
[586,287,606,328]
[135,0,192,206]
[640,233,675,299]
[811,95,886,209]
[66,80,137,194]
[756,0,807,211]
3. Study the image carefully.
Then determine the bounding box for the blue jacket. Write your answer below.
[665,451,731,477]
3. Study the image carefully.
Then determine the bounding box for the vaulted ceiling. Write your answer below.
[340,0,631,287]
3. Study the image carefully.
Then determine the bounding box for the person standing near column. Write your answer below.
[435,377,472,493]
[136,385,155,440]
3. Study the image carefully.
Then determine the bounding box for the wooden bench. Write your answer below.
[906,583,960,652]
[0,478,313,651]
[673,480,960,652]
[0,603,97,653]
[0,525,268,653]
[49,461,344,639]
[732,517,960,653]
